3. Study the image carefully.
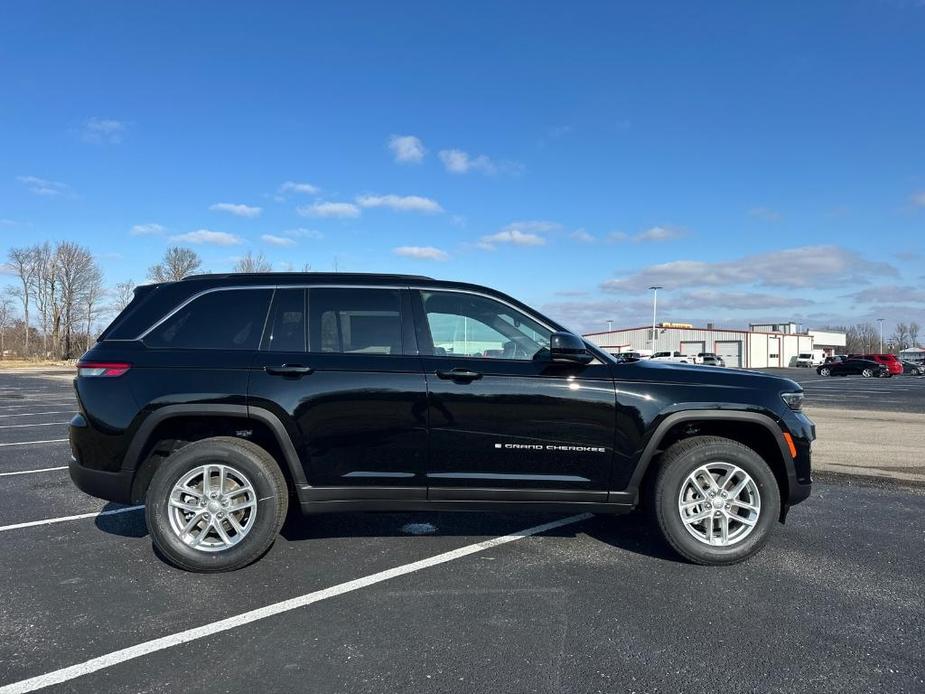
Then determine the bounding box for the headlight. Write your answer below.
[781,392,804,411]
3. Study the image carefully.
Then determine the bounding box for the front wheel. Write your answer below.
[145,437,289,572]
[862,368,874,378]
[650,436,780,565]
[819,367,831,376]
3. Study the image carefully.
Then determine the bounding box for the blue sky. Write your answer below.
[1,1,924,334]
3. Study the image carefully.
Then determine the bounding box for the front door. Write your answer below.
[248,287,428,494]
[413,290,616,500]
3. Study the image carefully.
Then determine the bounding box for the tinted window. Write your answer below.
[145,289,272,350]
[309,288,403,355]
[264,288,305,352]
[421,291,551,360]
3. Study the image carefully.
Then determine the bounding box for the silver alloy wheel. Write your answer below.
[820,367,830,376]
[167,463,258,552]
[678,462,761,547]
[862,368,873,378]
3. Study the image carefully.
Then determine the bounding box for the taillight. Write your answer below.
[77,361,132,377]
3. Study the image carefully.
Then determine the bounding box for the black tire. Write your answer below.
[649,436,780,566]
[819,367,831,376]
[145,437,289,573]
[862,368,873,378]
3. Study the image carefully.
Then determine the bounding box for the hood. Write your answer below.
[615,359,801,393]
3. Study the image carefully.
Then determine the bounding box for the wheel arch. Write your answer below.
[124,404,306,503]
[625,410,795,520]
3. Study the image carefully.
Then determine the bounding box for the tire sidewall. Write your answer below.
[145,439,286,572]
[656,441,780,565]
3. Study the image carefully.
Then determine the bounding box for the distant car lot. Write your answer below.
[758,366,925,414]
[0,368,923,693]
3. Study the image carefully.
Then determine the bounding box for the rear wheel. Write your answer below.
[650,436,780,565]
[819,367,831,376]
[862,368,874,378]
[145,437,288,572]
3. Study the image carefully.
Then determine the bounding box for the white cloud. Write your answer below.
[278,181,320,195]
[608,225,686,243]
[81,117,126,144]
[478,220,559,250]
[261,234,296,247]
[170,229,243,246]
[356,194,443,213]
[393,246,449,261]
[210,202,262,218]
[283,227,323,240]
[748,207,782,221]
[439,149,495,174]
[438,149,523,176]
[297,201,361,218]
[671,290,813,311]
[0,219,18,227]
[130,223,166,236]
[602,245,898,292]
[388,135,426,164]
[17,175,72,197]
[844,285,925,304]
[911,191,925,207]
[570,229,596,243]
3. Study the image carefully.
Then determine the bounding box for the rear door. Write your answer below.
[248,286,428,495]
[413,289,616,500]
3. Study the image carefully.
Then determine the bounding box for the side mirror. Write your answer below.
[549,331,593,364]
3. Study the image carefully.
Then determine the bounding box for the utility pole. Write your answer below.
[878,318,884,353]
[649,286,662,351]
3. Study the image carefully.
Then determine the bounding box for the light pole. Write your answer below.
[649,286,662,352]
[878,318,884,353]
[607,320,613,332]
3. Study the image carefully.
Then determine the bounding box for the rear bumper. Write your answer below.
[68,456,134,504]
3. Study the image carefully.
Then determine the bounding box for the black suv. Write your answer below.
[70,273,813,572]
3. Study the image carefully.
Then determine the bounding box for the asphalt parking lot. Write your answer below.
[759,367,925,414]
[0,369,923,693]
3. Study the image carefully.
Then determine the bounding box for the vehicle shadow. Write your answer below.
[94,502,148,538]
[279,507,683,564]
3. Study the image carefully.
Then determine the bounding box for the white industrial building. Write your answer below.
[584,322,846,369]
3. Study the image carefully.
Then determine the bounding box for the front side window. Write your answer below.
[420,291,551,360]
[309,288,403,355]
[145,289,272,350]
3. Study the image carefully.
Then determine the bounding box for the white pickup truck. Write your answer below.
[650,351,692,364]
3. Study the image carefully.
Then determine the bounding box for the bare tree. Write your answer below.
[233,251,273,273]
[83,263,105,352]
[111,280,136,313]
[910,321,920,349]
[891,322,910,353]
[0,296,14,358]
[53,242,99,358]
[148,247,202,282]
[6,246,39,356]
[30,242,55,357]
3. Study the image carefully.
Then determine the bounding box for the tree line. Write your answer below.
[2,244,287,360]
[823,321,921,355]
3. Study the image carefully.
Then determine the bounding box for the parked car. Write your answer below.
[817,358,888,378]
[823,355,847,365]
[70,272,813,571]
[610,351,642,363]
[849,353,903,376]
[651,351,691,363]
[901,360,924,376]
[696,352,725,367]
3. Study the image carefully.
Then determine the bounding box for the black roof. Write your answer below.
[181,272,433,283]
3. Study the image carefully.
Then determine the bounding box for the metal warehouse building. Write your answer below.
[584,322,845,369]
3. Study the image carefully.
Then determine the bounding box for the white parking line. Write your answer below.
[0,422,68,429]
[0,439,68,447]
[0,512,592,693]
[0,504,144,533]
[0,411,74,419]
[0,466,68,477]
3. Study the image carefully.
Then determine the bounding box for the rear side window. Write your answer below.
[145,289,272,350]
[263,289,306,352]
[309,288,403,355]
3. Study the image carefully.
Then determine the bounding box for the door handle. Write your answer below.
[265,364,315,377]
[435,368,482,381]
